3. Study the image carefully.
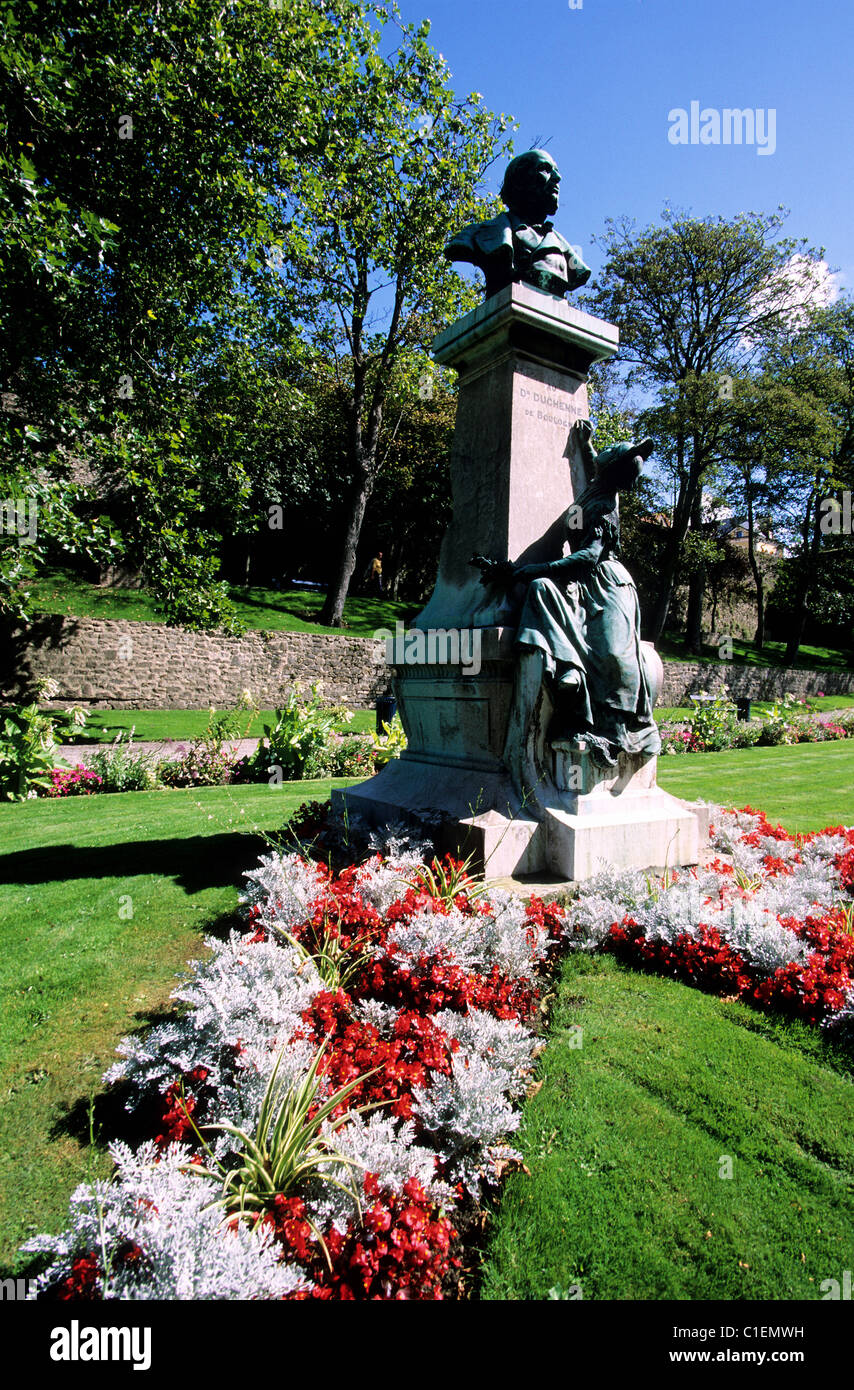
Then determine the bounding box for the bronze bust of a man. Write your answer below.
[444,149,591,301]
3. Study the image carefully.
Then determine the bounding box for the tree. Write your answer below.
[362,369,457,600]
[760,299,854,661]
[713,372,819,648]
[274,5,513,627]
[0,0,358,628]
[585,208,825,648]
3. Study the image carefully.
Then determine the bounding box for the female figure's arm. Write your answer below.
[513,534,604,582]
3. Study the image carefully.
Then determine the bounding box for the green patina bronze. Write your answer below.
[474,422,661,768]
[445,149,591,301]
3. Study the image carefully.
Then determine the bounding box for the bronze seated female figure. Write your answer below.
[473,420,661,803]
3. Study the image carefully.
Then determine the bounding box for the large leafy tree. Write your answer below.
[0,0,374,628]
[761,300,854,660]
[585,209,825,648]
[712,371,823,648]
[2,0,511,634]
[275,7,513,626]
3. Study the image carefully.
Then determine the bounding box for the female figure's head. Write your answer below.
[591,438,653,497]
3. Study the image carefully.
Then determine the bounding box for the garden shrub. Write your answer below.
[87,733,158,792]
[0,684,87,799]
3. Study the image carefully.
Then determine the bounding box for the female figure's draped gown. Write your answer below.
[514,491,661,764]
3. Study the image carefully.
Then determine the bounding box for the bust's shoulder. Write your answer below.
[445,212,514,259]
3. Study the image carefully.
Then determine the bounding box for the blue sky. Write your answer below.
[395,0,854,291]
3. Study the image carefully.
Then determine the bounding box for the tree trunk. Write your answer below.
[647,530,682,645]
[783,490,822,664]
[684,574,704,653]
[647,475,699,646]
[783,601,808,665]
[319,467,373,627]
[746,502,765,649]
[646,432,695,646]
[684,491,705,654]
[752,569,765,648]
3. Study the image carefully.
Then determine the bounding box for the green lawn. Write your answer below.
[21,699,852,747]
[659,630,853,672]
[27,569,415,639]
[2,744,852,1290]
[42,706,377,744]
[657,739,854,834]
[481,954,854,1300]
[13,697,850,748]
[0,780,356,1274]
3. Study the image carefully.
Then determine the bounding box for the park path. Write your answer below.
[55,737,261,767]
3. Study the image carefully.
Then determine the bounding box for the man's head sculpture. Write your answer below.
[499,149,561,225]
[444,149,591,301]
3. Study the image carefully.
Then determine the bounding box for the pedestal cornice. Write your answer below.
[432,282,619,377]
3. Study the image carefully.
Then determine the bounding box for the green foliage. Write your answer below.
[0,686,86,799]
[279,916,375,994]
[1,0,514,631]
[302,734,375,780]
[404,852,486,906]
[87,732,157,793]
[191,1043,376,1242]
[370,712,407,767]
[0,701,58,799]
[586,208,827,643]
[0,468,124,628]
[761,692,806,746]
[687,686,738,750]
[158,697,258,787]
[253,683,341,782]
[279,3,513,624]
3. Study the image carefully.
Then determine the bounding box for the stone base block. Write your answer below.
[335,747,709,883]
[333,756,538,877]
[541,790,702,880]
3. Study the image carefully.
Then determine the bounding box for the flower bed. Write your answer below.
[24,831,564,1300]
[23,805,853,1300]
[44,764,104,797]
[566,807,854,1034]
[660,692,854,755]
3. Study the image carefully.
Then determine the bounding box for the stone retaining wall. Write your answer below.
[4,616,389,709]
[4,615,853,711]
[658,660,854,706]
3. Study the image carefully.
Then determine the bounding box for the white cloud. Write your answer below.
[741,255,842,348]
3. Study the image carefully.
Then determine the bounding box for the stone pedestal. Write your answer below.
[336,285,709,882]
[417,283,618,630]
[338,627,706,880]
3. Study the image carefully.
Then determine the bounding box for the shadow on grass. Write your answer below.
[51,897,246,1149]
[0,830,277,894]
[230,586,416,632]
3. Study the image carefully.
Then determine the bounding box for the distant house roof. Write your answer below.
[718,517,773,540]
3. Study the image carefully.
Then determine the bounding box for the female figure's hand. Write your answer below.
[471,555,516,587]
